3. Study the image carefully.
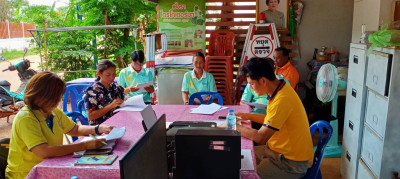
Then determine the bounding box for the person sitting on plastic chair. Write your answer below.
[5,72,113,179]
[225,57,313,179]
[182,52,217,105]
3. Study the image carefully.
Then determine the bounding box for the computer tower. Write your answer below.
[175,128,241,179]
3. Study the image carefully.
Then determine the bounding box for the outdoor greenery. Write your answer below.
[9,0,157,81]
[0,49,37,61]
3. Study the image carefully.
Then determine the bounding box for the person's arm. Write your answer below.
[30,139,106,159]
[181,72,190,104]
[86,99,123,122]
[144,85,155,93]
[235,112,265,124]
[236,125,275,145]
[182,91,189,105]
[67,124,113,137]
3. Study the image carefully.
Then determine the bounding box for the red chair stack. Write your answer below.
[205,30,235,105]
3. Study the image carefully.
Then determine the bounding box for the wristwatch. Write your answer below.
[95,125,101,135]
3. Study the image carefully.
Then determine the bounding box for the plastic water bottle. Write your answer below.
[226,109,236,130]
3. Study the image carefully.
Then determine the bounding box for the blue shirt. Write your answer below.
[118,66,154,103]
[181,70,217,97]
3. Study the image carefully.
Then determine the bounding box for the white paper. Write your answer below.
[114,105,147,112]
[166,122,173,129]
[209,103,228,111]
[190,104,222,114]
[135,82,153,92]
[241,149,255,170]
[242,100,267,109]
[106,127,126,141]
[115,94,147,112]
[121,94,147,107]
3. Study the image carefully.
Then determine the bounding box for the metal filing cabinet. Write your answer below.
[342,44,400,179]
[341,43,368,179]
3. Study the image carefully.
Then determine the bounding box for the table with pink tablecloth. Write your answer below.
[27,105,260,179]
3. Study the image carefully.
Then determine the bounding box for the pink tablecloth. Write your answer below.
[26,105,260,179]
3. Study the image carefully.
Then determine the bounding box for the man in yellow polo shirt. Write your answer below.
[273,47,299,89]
[235,57,313,178]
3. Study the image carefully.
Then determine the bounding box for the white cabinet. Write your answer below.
[342,43,400,179]
[341,43,368,179]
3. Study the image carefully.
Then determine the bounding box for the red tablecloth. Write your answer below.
[26,105,259,179]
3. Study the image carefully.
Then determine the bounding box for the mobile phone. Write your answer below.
[218,116,226,120]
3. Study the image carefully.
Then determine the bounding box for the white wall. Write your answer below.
[294,0,354,83]
[0,38,34,52]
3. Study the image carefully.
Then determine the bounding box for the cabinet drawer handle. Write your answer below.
[352,88,357,98]
[353,55,358,64]
[373,115,378,125]
[368,152,374,162]
[346,151,351,162]
[349,120,354,131]
[373,75,378,85]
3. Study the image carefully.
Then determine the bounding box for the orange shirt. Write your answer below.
[275,61,299,89]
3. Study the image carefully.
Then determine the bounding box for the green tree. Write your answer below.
[77,0,157,68]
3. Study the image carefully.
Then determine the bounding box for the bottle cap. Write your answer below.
[229,109,234,113]
[71,176,78,179]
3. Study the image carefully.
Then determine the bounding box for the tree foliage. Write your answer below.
[16,0,157,81]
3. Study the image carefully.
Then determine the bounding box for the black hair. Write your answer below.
[193,51,205,62]
[96,59,116,81]
[242,57,276,81]
[274,47,289,57]
[131,50,145,63]
[266,0,280,5]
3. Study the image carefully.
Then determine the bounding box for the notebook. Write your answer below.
[75,155,118,165]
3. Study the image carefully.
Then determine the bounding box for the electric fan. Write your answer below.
[316,63,347,158]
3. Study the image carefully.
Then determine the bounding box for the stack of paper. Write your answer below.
[135,82,153,92]
[242,100,267,109]
[190,103,228,115]
[114,94,147,112]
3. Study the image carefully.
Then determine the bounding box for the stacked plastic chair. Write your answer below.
[205,30,235,105]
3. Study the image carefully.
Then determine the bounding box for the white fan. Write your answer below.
[316,63,347,158]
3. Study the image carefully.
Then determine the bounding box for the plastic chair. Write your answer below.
[207,30,235,57]
[0,138,10,179]
[188,92,223,105]
[303,120,333,179]
[62,84,90,113]
[66,112,89,142]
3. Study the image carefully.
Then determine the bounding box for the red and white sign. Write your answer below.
[250,36,274,58]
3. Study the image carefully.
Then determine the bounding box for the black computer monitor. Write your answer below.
[119,114,168,179]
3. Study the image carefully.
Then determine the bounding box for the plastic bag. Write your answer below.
[367,22,400,54]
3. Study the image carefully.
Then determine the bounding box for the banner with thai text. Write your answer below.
[158,0,206,51]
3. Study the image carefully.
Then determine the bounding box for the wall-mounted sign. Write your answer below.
[158,0,206,51]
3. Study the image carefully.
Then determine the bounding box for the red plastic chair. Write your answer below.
[205,30,235,105]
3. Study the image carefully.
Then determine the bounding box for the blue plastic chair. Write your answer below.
[188,91,223,105]
[303,120,333,179]
[62,84,90,113]
[66,112,89,142]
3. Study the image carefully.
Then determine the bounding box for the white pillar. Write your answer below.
[6,20,11,39]
[21,21,25,39]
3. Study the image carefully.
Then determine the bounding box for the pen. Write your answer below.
[89,134,107,145]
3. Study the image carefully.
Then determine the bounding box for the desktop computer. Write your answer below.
[175,128,241,179]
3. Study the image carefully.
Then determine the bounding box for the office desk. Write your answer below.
[27,105,259,179]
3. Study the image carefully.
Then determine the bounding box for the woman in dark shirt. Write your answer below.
[83,59,124,125]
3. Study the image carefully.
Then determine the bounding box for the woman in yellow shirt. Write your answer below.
[6,72,113,179]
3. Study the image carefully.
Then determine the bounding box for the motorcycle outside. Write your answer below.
[0,48,37,121]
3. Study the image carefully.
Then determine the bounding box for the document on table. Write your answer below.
[114,94,147,112]
[106,127,126,141]
[241,149,255,170]
[190,104,222,114]
[135,82,153,92]
[242,100,267,109]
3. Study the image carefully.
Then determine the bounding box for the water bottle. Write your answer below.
[226,109,236,130]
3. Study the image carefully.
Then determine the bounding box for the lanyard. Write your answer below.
[26,106,55,134]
